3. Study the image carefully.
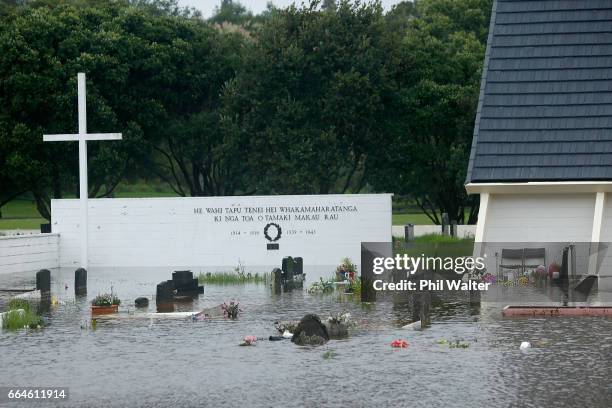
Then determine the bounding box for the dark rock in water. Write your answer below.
[291,314,329,346]
[135,297,149,308]
[269,336,284,341]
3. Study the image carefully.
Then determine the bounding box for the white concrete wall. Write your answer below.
[391,225,475,238]
[479,193,597,280]
[0,234,59,275]
[484,194,595,242]
[52,194,392,269]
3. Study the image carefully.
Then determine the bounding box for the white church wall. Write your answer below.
[52,194,392,269]
[479,194,595,278]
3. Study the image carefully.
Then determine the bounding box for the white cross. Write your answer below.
[43,73,122,269]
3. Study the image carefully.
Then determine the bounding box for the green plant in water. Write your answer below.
[449,340,470,349]
[197,271,269,285]
[91,293,121,307]
[322,350,336,359]
[2,299,43,331]
[8,298,31,312]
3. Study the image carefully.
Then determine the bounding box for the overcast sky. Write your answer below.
[177,0,405,18]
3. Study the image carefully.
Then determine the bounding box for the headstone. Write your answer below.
[412,291,431,329]
[282,257,294,290]
[294,257,303,275]
[291,314,329,346]
[271,268,282,294]
[74,268,87,295]
[36,269,51,294]
[156,280,175,303]
[404,224,414,242]
[156,271,203,303]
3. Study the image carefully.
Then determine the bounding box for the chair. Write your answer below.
[523,248,546,274]
[498,249,524,279]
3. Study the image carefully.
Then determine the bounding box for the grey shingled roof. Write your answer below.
[466,0,612,183]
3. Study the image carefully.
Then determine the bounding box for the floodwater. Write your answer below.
[0,267,611,408]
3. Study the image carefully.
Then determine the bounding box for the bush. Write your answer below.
[2,299,43,330]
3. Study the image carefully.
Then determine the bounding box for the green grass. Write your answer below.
[412,233,473,244]
[0,199,46,230]
[2,298,44,331]
[197,271,270,285]
[392,212,435,225]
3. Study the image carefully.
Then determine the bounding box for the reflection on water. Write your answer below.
[0,267,611,408]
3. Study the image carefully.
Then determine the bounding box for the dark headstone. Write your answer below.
[74,268,87,295]
[36,269,51,294]
[283,257,294,285]
[156,280,175,302]
[404,224,414,242]
[135,297,149,308]
[294,257,303,275]
[171,271,203,295]
[291,314,329,346]
[40,223,51,233]
[172,270,194,286]
[271,268,282,294]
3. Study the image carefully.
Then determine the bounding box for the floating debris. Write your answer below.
[520,341,531,350]
[402,321,421,330]
[391,339,408,348]
[240,335,257,346]
[282,330,293,339]
[322,350,336,359]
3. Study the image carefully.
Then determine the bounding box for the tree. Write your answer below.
[370,0,492,224]
[0,0,248,219]
[209,0,253,25]
[225,0,394,194]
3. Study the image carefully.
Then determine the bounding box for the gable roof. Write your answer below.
[466,0,612,183]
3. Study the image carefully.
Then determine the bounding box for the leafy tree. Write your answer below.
[209,0,253,25]
[371,0,492,224]
[225,0,394,194]
[0,0,247,219]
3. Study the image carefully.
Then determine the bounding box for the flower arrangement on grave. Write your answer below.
[221,300,242,319]
[91,293,121,307]
[307,277,335,294]
[91,293,121,315]
[335,257,357,282]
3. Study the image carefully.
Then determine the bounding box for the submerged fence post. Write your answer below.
[75,268,87,296]
[36,269,51,294]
